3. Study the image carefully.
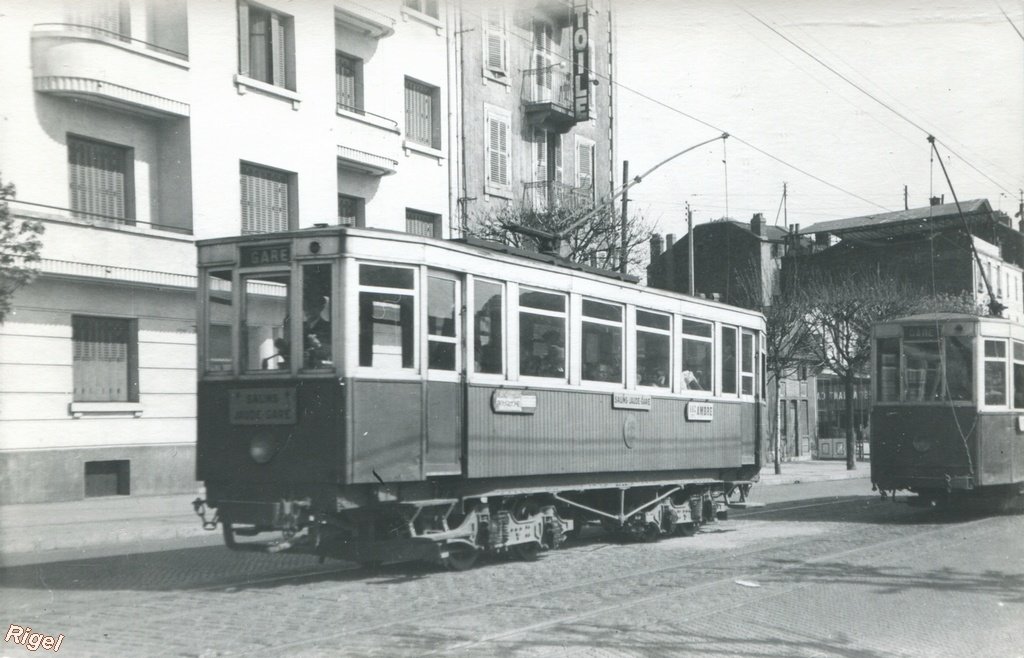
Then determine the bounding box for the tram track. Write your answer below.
[243,495,955,656]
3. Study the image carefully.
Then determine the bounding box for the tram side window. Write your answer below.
[581,300,623,384]
[904,339,942,401]
[681,319,712,391]
[519,288,566,379]
[984,339,1007,406]
[721,326,738,395]
[427,276,457,371]
[242,273,290,372]
[206,271,233,373]
[741,330,755,395]
[945,336,972,401]
[876,339,899,401]
[301,264,333,370]
[358,265,415,369]
[1014,341,1024,409]
[636,310,670,388]
[474,279,503,375]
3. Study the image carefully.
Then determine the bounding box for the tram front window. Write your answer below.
[206,271,233,373]
[945,336,972,401]
[904,340,942,401]
[242,273,290,372]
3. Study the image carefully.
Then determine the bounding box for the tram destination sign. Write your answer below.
[229,388,296,425]
[903,325,939,340]
[686,402,714,422]
[491,390,537,414]
[240,243,291,267]
[612,392,652,411]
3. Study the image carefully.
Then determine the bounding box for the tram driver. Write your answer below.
[303,294,332,368]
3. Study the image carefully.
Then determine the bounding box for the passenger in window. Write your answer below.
[539,330,565,377]
[303,294,332,368]
[682,370,703,390]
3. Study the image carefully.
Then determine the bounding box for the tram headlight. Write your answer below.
[249,434,277,464]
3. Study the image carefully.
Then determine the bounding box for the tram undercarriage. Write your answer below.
[194,481,755,570]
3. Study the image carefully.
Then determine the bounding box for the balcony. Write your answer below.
[337,145,398,176]
[522,67,578,134]
[31,23,189,118]
[523,181,594,211]
[335,2,396,38]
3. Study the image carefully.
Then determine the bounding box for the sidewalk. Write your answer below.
[0,461,870,567]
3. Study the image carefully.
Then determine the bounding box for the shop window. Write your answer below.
[581,300,622,384]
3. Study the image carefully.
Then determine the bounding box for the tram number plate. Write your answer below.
[229,388,297,425]
[492,390,537,414]
[686,402,714,422]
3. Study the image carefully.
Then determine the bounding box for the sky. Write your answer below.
[615,0,1024,238]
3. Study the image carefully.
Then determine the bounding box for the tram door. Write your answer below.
[424,271,464,476]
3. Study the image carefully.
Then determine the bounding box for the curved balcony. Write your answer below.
[338,145,398,176]
[31,23,190,118]
[335,2,396,38]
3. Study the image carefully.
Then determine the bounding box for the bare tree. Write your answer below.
[798,269,982,470]
[0,176,44,324]
[467,202,655,275]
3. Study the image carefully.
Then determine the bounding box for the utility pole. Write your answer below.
[782,182,788,227]
[687,202,694,296]
[619,160,629,273]
[904,185,909,210]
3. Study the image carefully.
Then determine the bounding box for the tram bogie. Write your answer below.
[193,227,766,567]
[871,313,1024,508]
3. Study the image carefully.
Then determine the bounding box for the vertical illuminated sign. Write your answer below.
[572,0,590,121]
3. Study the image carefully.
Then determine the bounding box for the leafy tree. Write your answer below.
[467,202,654,275]
[0,177,44,323]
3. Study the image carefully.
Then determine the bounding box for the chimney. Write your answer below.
[750,213,765,237]
[665,233,675,251]
[930,196,941,206]
[650,233,664,260]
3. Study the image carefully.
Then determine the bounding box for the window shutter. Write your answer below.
[405,80,434,146]
[533,129,547,181]
[240,164,289,234]
[577,141,593,191]
[336,54,357,109]
[553,133,563,182]
[273,14,287,87]
[486,113,509,187]
[68,137,128,220]
[484,8,506,74]
[73,316,131,402]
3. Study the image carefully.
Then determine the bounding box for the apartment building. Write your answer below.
[0,0,453,503]
[452,0,616,233]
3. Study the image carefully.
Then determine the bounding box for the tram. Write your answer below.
[193,227,766,568]
[871,313,1024,506]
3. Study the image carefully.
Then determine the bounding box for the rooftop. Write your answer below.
[799,199,993,240]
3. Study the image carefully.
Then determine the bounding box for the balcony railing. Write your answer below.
[7,198,192,235]
[33,23,188,60]
[336,103,400,132]
[523,180,594,211]
[337,145,398,176]
[522,67,578,133]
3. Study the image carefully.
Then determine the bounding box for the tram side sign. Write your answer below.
[572,0,590,121]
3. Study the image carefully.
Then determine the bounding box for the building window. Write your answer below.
[403,0,439,19]
[581,300,623,384]
[66,1,129,38]
[240,163,292,234]
[483,7,507,78]
[485,106,511,193]
[336,52,363,112]
[238,1,294,90]
[575,137,595,198]
[72,316,138,402]
[406,208,440,238]
[85,460,130,497]
[405,78,440,148]
[338,194,364,227]
[68,135,134,222]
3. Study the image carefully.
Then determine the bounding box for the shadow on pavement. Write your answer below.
[736,495,1001,525]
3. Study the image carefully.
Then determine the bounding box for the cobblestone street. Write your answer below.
[2,480,1021,657]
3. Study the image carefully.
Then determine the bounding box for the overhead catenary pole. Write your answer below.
[620,160,629,273]
[783,182,788,227]
[904,184,909,210]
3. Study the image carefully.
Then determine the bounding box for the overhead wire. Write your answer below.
[741,6,1020,197]
[996,2,1024,41]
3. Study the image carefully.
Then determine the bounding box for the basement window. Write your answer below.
[85,460,131,497]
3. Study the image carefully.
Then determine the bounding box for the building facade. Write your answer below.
[0,0,614,504]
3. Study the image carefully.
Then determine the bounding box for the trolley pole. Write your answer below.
[620,160,629,273]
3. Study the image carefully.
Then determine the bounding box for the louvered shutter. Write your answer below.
[73,316,131,402]
[486,112,509,187]
[68,137,129,220]
[577,141,594,192]
[533,129,547,181]
[533,22,553,95]
[405,80,434,146]
[240,164,289,234]
[67,0,127,36]
[275,16,287,87]
[336,54,357,110]
[553,133,563,182]
[484,8,506,74]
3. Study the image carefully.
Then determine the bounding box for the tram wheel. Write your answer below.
[442,544,479,571]
[676,522,698,537]
[511,542,540,561]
